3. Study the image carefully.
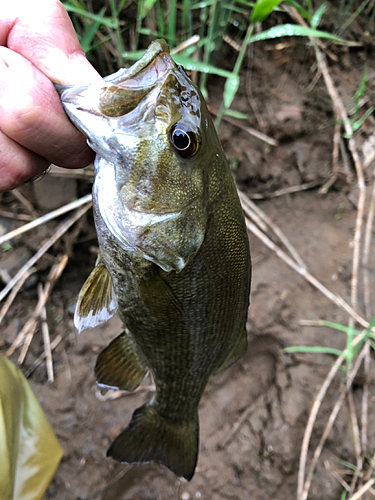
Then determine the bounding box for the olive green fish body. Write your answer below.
[95,170,249,417]
[57,39,251,481]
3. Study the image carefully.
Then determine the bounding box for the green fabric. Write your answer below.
[0,355,63,500]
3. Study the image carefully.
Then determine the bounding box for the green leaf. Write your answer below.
[311,4,327,29]
[223,75,240,109]
[284,0,312,22]
[79,7,106,53]
[251,0,283,24]
[225,109,249,120]
[352,106,375,133]
[247,23,347,43]
[172,54,235,79]
[62,3,117,27]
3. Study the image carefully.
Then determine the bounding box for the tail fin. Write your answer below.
[107,403,199,481]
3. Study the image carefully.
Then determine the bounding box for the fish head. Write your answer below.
[57,39,224,272]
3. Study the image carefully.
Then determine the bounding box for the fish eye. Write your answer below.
[169,123,199,158]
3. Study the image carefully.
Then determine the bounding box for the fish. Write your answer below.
[56,39,251,481]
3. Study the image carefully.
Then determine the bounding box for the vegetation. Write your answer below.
[62,0,351,126]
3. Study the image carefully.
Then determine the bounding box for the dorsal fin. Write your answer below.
[74,254,117,333]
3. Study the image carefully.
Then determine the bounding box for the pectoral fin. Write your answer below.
[74,255,117,333]
[215,327,247,372]
[95,330,148,391]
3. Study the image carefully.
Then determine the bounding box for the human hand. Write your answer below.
[0,0,103,192]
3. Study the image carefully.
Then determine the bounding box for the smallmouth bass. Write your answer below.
[57,39,251,481]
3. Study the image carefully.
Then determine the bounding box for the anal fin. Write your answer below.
[95,330,148,391]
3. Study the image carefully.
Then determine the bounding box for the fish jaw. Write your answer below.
[55,46,174,165]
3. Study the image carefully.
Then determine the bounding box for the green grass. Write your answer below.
[62,0,365,128]
[283,317,375,372]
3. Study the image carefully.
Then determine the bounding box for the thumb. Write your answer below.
[1,0,103,85]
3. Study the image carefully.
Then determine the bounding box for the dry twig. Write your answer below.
[242,213,370,331]
[347,479,375,500]
[0,202,91,303]
[25,333,65,377]
[250,180,322,200]
[239,190,307,269]
[0,267,37,326]
[348,390,363,495]
[301,346,367,500]
[38,283,54,383]
[6,254,69,361]
[0,193,92,246]
[0,210,33,221]
[11,189,38,218]
[208,105,278,147]
[360,173,375,471]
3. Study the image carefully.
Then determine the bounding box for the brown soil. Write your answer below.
[2,20,375,500]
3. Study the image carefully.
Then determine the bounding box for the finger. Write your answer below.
[0,47,95,168]
[1,0,103,85]
[0,130,50,192]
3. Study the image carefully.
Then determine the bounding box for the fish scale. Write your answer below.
[56,38,251,481]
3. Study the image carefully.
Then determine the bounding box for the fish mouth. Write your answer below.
[104,39,171,85]
[56,39,175,119]
[98,39,174,117]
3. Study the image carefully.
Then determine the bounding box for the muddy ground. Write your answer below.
[2,15,375,500]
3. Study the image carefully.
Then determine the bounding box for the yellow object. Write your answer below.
[0,355,63,500]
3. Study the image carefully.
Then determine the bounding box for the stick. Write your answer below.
[239,191,307,269]
[0,210,33,221]
[250,180,322,200]
[348,390,362,495]
[301,347,367,500]
[0,193,92,246]
[11,189,38,218]
[0,203,91,303]
[0,267,37,326]
[243,216,370,331]
[360,174,375,463]
[208,105,278,147]
[6,254,69,359]
[171,35,200,54]
[25,333,64,377]
[347,479,375,500]
[363,175,375,319]
[38,283,54,383]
